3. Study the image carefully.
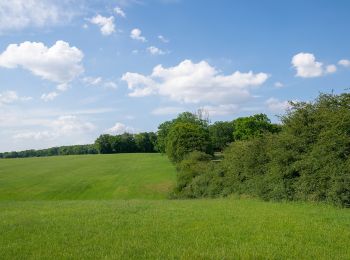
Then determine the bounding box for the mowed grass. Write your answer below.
[0,154,176,200]
[0,153,349,259]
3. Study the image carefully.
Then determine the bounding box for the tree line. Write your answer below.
[168,93,349,207]
[1,113,279,159]
[0,132,158,159]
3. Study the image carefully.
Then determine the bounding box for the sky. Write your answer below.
[0,0,350,152]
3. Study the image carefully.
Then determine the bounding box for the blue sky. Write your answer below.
[0,0,350,152]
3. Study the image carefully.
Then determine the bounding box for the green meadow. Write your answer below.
[0,154,175,200]
[0,154,349,259]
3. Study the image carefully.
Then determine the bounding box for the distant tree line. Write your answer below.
[169,93,350,207]
[1,112,280,160]
[94,132,157,154]
[0,132,158,159]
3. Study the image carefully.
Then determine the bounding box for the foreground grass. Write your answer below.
[1,199,349,259]
[0,154,175,200]
[0,154,349,259]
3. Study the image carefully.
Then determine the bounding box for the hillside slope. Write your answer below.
[0,153,176,200]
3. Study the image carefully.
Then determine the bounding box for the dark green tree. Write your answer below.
[166,121,212,162]
[209,121,234,151]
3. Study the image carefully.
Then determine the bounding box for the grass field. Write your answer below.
[0,154,349,259]
[0,154,176,200]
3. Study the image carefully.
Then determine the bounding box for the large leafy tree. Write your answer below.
[209,121,234,151]
[156,111,209,154]
[94,134,114,154]
[233,113,281,141]
[166,122,212,162]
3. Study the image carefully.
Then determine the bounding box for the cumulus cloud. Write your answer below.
[291,52,337,78]
[41,92,59,102]
[266,98,291,113]
[105,122,134,135]
[13,115,95,140]
[0,91,31,106]
[90,14,115,35]
[0,0,75,32]
[338,59,350,67]
[130,28,146,42]
[0,41,84,85]
[147,46,166,55]
[122,59,269,104]
[114,6,126,18]
[158,35,169,43]
[291,53,323,78]
[152,106,185,115]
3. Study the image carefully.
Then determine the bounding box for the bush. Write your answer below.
[171,93,350,207]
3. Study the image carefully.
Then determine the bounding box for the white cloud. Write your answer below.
[90,15,115,35]
[56,83,70,92]
[114,6,126,18]
[13,115,95,140]
[0,0,75,32]
[51,115,95,135]
[41,92,58,102]
[130,28,146,42]
[13,131,56,141]
[105,122,134,135]
[326,64,337,74]
[200,104,239,116]
[83,76,103,85]
[266,98,291,113]
[147,46,166,55]
[274,81,284,88]
[158,35,169,43]
[103,81,118,89]
[291,53,323,78]
[122,59,269,104]
[0,41,84,84]
[0,90,31,106]
[338,59,350,67]
[291,52,337,78]
[152,106,185,115]
[83,76,117,89]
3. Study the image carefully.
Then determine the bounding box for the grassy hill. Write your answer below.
[0,153,176,200]
[0,153,349,259]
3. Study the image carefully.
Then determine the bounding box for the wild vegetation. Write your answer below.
[170,93,350,207]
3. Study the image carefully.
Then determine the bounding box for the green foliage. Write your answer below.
[233,113,281,141]
[166,122,212,162]
[95,134,114,154]
[135,132,157,153]
[0,144,98,158]
[171,93,350,207]
[209,121,234,151]
[156,111,210,154]
[94,132,157,154]
[1,133,156,159]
